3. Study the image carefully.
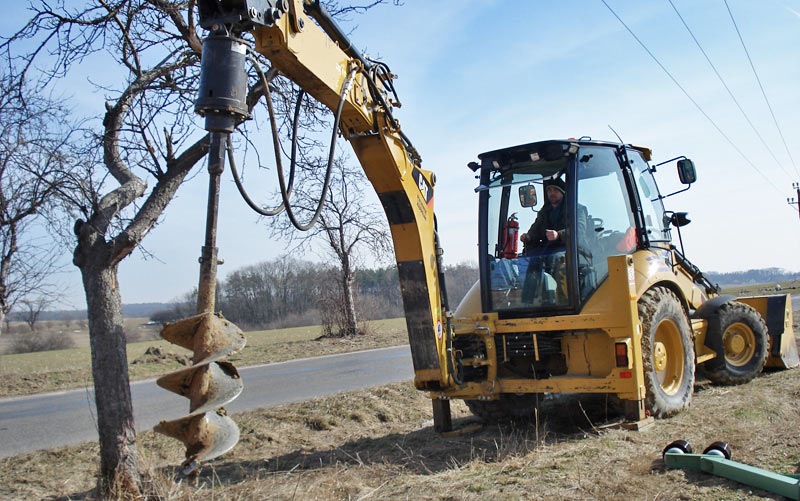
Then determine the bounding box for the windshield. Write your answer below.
[482,156,572,312]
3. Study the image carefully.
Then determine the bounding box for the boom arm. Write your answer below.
[200,0,450,390]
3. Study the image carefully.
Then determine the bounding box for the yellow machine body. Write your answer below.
[447,248,797,419]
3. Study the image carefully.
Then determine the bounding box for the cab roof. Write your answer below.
[477,139,652,163]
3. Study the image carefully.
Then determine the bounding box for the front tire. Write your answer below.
[638,287,695,418]
[700,302,768,385]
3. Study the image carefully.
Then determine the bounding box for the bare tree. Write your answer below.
[3,2,210,494]
[20,296,56,332]
[0,77,77,337]
[3,1,397,495]
[271,156,391,336]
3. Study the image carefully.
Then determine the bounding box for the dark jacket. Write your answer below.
[524,201,588,252]
[525,201,567,249]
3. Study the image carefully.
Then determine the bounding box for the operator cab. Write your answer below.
[475,139,676,317]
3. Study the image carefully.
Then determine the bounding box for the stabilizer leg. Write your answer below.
[432,399,452,433]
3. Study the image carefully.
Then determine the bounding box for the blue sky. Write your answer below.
[6,1,800,308]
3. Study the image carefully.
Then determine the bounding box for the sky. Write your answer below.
[5,1,800,309]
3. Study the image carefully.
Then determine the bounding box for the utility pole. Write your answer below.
[788,182,799,221]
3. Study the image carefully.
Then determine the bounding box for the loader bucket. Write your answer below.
[735,294,799,369]
[157,361,243,414]
[154,410,240,465]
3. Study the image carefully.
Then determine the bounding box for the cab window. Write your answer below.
[483,158,572,313]
[629,151,669,243]
[576,146,635,301]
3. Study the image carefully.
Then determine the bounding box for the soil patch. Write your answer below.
[131,346,189,366]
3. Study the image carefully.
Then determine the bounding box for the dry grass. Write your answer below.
[0,318,408,397]
[2,363,800,500]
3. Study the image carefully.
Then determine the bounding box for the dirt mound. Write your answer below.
[132,346,189,366]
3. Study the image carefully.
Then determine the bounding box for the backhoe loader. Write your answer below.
[154,0,799,470]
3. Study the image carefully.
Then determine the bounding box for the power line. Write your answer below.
[667,0,795,184]
[599,0,783,194]
[723,0,799,178]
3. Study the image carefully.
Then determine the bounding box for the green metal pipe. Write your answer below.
[664,452,800,500]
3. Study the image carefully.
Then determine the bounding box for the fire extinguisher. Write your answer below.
[501,213,519,258]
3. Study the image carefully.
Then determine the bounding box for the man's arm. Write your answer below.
[522,209,547,245]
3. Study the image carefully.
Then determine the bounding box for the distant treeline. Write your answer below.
[706,268,799,286]
[8,303,168,322]
[150,258,480,330]
[26,265,794,324]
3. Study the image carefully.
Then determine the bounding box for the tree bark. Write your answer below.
[81,260,139,494]
[341,258,358,336]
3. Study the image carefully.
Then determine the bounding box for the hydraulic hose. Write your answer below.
[227,60,304,216]
[270,65,356,231]
[230,55,353,231]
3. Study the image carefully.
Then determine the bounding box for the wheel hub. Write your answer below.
[723,322,756,367]
[654,341,668,371]
[725,333,746,355]
[653,317,685,396]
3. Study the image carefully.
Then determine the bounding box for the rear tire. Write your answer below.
[465,394,539,422]
[638,287,695,418]
[700,302,768,385]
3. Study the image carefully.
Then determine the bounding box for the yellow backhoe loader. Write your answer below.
[155,0,799,472]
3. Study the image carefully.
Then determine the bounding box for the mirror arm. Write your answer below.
[656,184,691,201]
[652,155,687,168]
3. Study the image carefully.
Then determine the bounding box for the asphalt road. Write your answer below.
[0,345,413,458]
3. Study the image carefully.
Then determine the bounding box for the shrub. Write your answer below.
[8,331,76,354]
[5,323,31,335]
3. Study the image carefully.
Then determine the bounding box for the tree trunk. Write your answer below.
[341,262,358,336]
[81,262,140,495]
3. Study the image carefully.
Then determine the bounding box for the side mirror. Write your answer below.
[677,159,696,184]
[519,184,537,207]
[669,212,691,227]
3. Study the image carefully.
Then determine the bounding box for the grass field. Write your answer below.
[0,317,408,397]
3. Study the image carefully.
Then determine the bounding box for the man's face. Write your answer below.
[546,186,564,206]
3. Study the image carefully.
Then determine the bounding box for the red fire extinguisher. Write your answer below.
[501,213,519,258]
